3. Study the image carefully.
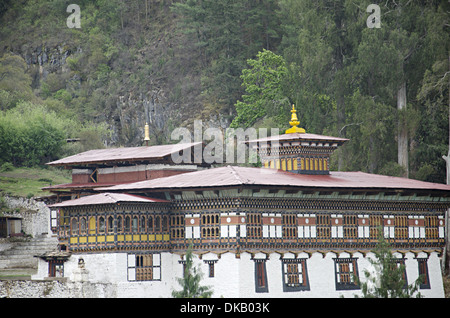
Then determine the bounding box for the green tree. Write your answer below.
[0,102,71,166]
[358,229,422,298]
[278,0,449,180]
[278,0,359,169]
[231,49,290,129]
[172,0,282,114]
[172,245,213,298]
[0,54,35,109]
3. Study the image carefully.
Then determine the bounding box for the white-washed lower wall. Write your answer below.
[13,250,445,298]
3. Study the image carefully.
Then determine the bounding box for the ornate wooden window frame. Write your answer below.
[417,257,430,289]
[281,258,310,292]
[254,258,269,293]
[127,252,161,282]
[333,257,360,291]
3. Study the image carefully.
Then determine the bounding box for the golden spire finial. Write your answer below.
[285,104,306,134]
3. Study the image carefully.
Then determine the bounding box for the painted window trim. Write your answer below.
[333,257,360,291]
[281,258,310,292]
[254,259,269,293]
[127,252,161,282]
[416,257,431,289]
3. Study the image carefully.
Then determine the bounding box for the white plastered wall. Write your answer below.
[32,250,444,298]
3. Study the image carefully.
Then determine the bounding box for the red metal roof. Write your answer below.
[46,142,203,166]
[246,132,349,144]
[49,193,168,207]
[98,165,450,192]
[42,181,134,191]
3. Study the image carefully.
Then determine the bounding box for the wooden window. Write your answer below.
[425,216,439,239]
[282,258,310,292]
[136,254,152,281]
[155,216,161,232]
[162,216,168,232]
[204,260,217,278]
[393,258,408,288]
[282,213,297,238]
[71,217,78,235]
[334,258,360,290]
[107,216,114,233]
[132,216,138,233]
[117,216,123,233]
[395,216,408,239]
[89,216,96,235]
[343,215,357,239]
[201,213,220,239]
[140,216,146,233]
[125,216,131,232]
[147,216,153,232]
[171,214,185,239]
[50,209,58,232]
[247,212,262,239]
[209,263,215,277]
[254,260,268,293]
[60,210,69,232]
[48,260,64,277]
[417,258,430,289]
[370,215,383,238]
[128,253,161,281]
[80,217,87,235]
[171,228,185,239]
[316,214,330,239]
[171,215,184,226]
[98,216,105,234]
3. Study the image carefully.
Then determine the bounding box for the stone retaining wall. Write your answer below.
[0,279,116,298]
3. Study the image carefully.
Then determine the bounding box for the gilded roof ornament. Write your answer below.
[285,104,306,134]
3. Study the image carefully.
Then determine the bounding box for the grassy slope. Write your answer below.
[0,167,71,198]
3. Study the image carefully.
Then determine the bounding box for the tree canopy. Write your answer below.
[0,0,448,183]
[358,229,423,298]
[172,245,213,298]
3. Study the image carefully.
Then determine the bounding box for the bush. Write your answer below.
[0,102,68,167]
[379,162,406,177]
[0,162,14,172]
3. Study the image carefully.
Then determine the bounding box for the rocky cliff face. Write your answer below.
[17,42,199,146]
[1,2,230,148]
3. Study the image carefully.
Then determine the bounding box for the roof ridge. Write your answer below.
[227,165,254,184]
[227,165,245,184]
[103,192,117,203]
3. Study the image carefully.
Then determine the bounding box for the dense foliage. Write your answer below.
[172,245,213,298]
[230,49,290,129]
[0,0,448,183]
[358,229,422,298]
